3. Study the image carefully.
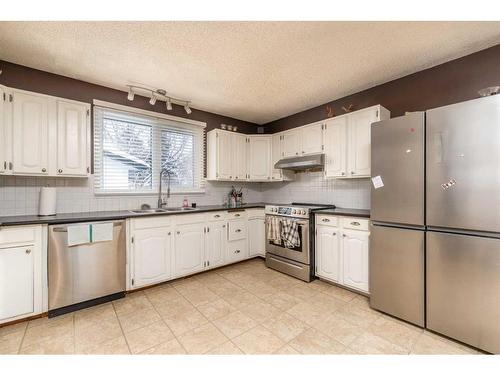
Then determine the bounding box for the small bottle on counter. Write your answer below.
[182,197,189,208]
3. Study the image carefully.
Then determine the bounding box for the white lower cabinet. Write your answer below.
[342,230,369,292]
[226,239,248,264]
[248,217,265,257]
[174,223,205,277]
[0,225,44,324]
[132,227,172,288]
[315,215,370,293]
[205,221,226,269]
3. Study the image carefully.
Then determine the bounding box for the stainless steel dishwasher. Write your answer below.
[48,220,126,317]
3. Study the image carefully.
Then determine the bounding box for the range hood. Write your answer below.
[274,153,325,171]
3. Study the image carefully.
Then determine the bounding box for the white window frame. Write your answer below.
[93,100,206,196]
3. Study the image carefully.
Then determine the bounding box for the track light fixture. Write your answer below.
[125,84,192,115]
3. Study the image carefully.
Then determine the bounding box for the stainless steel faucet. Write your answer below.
[158,169,171,208]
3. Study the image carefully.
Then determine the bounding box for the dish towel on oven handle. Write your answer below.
[281,219,301,248]
[266,216,282,245]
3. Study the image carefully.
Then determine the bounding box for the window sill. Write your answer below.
[93,190,206,197]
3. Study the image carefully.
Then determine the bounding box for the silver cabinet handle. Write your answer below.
[350,222,360,226]
[214,214,220,218]
[177,231,180,235]
[222,225,226,228]
[351,171,355,175]
[235,229,241,233]
[235,250,241,254]
[3,161,6,170]
[25,249,31,254]
[332,233,336,236]
[343,234,347,237]
[168,232,171,235]
[42,168,47,173]
[235,176,238,179]
[9,162,13,170]
[341,172,346,176]
[58,169,63,173]
[234,214,240,217]
[322,218,330,222]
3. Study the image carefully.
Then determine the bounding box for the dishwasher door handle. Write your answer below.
[52,222,123,232]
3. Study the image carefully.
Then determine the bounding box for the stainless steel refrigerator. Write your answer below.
[370,95,500,354]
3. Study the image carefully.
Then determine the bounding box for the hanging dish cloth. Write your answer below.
[281,219,301,248]
[266,216,282,245]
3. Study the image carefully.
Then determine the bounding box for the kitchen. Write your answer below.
[1,14,500,368]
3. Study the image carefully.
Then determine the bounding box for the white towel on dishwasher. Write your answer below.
[67,225,90,246]
[91,222,114,243]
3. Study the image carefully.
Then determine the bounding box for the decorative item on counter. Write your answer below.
[39,186,57,216]
[220,124,227,130]
[342,104,354,113]
[228,186,243,208]
[182,197,189,208]
[478,86,500,97]
[325,105,334,118]
[227,125,233,131]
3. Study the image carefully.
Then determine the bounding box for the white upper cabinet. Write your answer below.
[271,134,282,180]
[0,245,34,321]
[233,134,247,181]
[11,90,49,175]
[301,123,324,155]
[324,116,347,178]
[174,223,205,277]
[316,225,341,282]
[283,129,301,158]
[132,227,172,288]
[0,86,91,177]
[205,221,226,269]
[247,136,271,181]
[347,107,379,178]
[208,129,233,180]
[0,87,5,174]
[57,100,90,177]
[342,230,369,292]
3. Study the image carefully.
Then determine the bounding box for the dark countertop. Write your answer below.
[0,203,268,227]
[314,208,370,218]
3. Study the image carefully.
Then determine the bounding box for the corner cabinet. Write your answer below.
[315,215,370,294]
[324,105,390,179]
[0,85,91,178]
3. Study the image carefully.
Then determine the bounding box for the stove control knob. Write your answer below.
[302,210,306,215]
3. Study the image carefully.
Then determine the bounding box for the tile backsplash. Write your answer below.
[0,171,370,216]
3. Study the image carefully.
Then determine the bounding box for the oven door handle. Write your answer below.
[268,255,304,270]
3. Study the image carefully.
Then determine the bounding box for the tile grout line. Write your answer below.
[16,321,29,354]
[111,302,132,355]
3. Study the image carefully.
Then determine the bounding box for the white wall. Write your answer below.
[0,171,370,216]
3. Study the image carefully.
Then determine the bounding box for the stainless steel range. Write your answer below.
[265,203,334,282]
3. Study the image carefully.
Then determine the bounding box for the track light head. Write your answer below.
[149,94,157,105]
[166,98,173,111]
[127,88,134,101]
[184,103,192,114]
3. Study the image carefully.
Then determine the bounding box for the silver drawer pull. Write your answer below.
[235,229,242,233]
[322,218,330,222]
[235,250,241,253]
[350,222,360,226]
[25,249,31,254]
[234,214,240,217]
[214,214,220,218]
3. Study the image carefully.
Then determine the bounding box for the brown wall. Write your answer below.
[0,60,259,134]
[264,43,500,133]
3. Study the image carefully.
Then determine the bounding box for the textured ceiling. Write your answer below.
[0,22,499,124]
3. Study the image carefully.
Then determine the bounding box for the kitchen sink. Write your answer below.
[129,207,197,214]
[164,207,197,211]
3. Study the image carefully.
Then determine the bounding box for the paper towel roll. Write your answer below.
[39,187,57,216]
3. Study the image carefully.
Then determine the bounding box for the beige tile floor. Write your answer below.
[0,258,482,355]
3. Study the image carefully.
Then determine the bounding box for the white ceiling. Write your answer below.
[0,22,499,124]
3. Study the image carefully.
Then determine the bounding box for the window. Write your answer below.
[94,106,205,194]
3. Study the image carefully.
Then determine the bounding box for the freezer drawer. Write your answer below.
[369,224,425,327]
[426,95,500,232]
[427,231,500,354]
[371,112,425,226]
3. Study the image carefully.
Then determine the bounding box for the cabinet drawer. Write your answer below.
[341,217,369,231]
[315,215,338,227]
[132,216,172,230]
[227,210,247,220]
[228,220,247,241]
[226,239,247,263]
[0,226,37,247]
[207,211,227,221]
[174,213,206,225]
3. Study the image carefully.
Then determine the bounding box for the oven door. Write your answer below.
[265,215,310,264]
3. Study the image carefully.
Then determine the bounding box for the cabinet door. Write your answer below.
[0,246,34,320]
[226,239,248,263]
[324,116,347,178]
[132,228,172,288]
[233,134,247,180]
[271,134,282,180]
[301,123,323,155]
[282,129,301,158]
[248,218,265,257]
[248,136,271,181]
[205,221,226,269]
[174,223,205,277]
[216,131,233,180]
[57,100,89,176]
[342,230,369,292]
[316,226,341,282]
[347,108,378,177]
[0,87,5,174]
[11,91,49,175]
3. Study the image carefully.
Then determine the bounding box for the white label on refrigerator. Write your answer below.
[371,175,384,189]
